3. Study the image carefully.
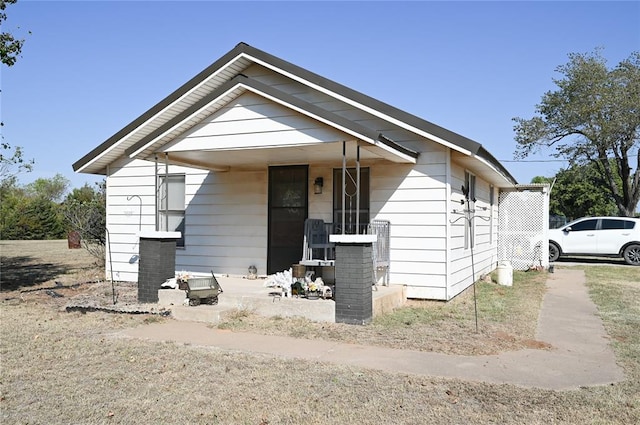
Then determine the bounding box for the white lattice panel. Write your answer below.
[498,189,549,270]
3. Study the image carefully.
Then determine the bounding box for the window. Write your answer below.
[464,171,476,249]
[601,219,635,230]
[569,219,597,232]
[333,168,369,234]
[158,174,185,247]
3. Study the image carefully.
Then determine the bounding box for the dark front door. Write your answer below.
[268,165,308,274]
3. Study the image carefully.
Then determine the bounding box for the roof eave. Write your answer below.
[125,74,418,165]
[73,42,255,174]
[74,42,506,182]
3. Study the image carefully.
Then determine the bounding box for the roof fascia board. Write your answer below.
[243,51,476,156]
[476,146,517,185]
[73,43,251,173]
[125,75,247,158]
[472,153,517,187]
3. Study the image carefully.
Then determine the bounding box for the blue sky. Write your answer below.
[3,1,639,191]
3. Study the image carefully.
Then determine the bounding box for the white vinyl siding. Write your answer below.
[370,144,449,297]
[106,158,163,282]
[448,163,497,298]
[164,92,352,153]
[179,170,268,276]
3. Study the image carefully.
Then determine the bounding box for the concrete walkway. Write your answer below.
[119,268,625,390]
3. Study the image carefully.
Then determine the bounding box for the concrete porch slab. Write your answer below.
[158,276,406,324]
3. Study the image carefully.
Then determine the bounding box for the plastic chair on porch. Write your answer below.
[302,218,335,262]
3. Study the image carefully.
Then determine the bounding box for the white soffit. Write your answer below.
[75,55,253,174]
[130,80,416,166]
[245,53,472,157]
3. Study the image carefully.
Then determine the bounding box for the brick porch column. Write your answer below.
[330,234,376,325]
[137,231,181,303]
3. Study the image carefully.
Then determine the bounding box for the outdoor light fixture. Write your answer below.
[314,177,324,194]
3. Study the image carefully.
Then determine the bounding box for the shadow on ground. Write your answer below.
[555,257,629,266]
[0,255,71,291]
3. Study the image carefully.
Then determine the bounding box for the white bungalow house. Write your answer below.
[73,42,542,301]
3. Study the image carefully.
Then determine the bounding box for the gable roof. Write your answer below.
[124,74,419,165]
[73,42,517,185]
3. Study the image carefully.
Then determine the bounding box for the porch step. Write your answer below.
[158,288,188,306]
[373,284,406,316]
[170,304,234,324]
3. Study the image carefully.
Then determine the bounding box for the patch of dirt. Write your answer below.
[1,240,101,291]
[522,339,552,350]
[1,240,156,314]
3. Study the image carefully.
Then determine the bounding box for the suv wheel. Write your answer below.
[623,244,640,266]
[549,242,560,262]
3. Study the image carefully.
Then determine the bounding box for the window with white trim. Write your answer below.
[464,171,476,249]
[158,174,185,247]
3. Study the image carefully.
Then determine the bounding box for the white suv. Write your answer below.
[549,217,640,266]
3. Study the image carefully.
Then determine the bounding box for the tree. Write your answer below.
[20,197,66,239]
[0,188,66,240]
[1,1,33,187]
[0,183,24,238]
[0,142,34,187]
[1,175,72,240]
[514,49,640,216]
[532,161,619,220]
[1,0,27,67]
[62,181,106,265]
[25,173,70,203]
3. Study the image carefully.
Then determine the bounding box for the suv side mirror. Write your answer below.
[564,226,572,233]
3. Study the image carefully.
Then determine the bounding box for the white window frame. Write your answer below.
[158,174,186,247]
[464,171,476,250]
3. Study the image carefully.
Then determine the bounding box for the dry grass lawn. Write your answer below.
[1,240,639,424]
[217,271,550,356]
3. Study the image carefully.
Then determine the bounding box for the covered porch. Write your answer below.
[147,129,414,279]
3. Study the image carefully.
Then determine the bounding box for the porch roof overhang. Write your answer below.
[158,140,409,172]
[124,74,418,171]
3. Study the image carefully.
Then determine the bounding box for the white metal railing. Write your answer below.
[368,220,390,285]
[300,219,390,286]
